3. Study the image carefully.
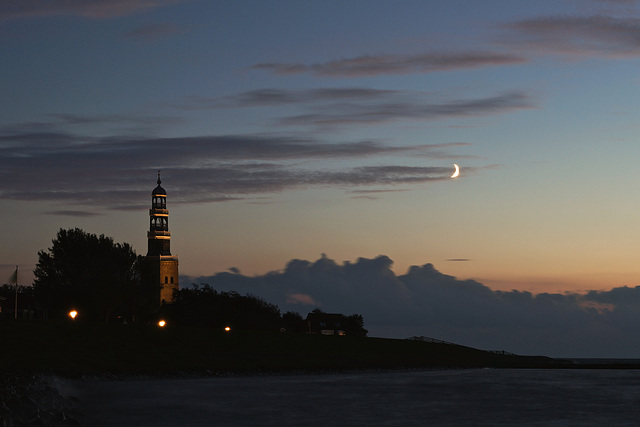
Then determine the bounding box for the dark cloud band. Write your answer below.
[0,126,462,207]
[251,52,527,77]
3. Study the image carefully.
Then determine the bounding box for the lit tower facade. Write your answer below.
[141,173,179,307]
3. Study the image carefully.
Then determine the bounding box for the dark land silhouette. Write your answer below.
[5,227,637,377]
[2,319,561,377]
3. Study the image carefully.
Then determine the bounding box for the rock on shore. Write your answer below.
[0,374,79,426]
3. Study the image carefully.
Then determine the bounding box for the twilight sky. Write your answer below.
[3,0,640,356]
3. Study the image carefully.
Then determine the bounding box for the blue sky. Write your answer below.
[3,0,640,356]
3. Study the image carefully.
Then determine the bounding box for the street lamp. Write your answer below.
[68,310,78,320]
[158,320,166,327]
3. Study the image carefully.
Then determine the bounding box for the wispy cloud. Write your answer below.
[44,113,184,136]
[43,210,103,217]
[251,52,527,77]
[277,91,533,127]
[1,80,529,208]
[182,88,535,129]
[285,293,317,305]
[0,119,464,207]
[208,88,405,109]
[349,188,412,200]
[0,0,186,20]
[500,15,640,57]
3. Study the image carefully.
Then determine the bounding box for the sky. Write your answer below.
[3,0,640,357]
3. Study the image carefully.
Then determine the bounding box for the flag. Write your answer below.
[8,266,17,285]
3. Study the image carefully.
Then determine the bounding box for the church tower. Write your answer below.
[141,173,179,308]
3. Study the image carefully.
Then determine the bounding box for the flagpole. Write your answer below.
[14,265,18,319]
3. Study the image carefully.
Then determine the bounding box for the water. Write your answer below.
[64,369,640,426]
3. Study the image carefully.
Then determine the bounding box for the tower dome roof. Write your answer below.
[152,172,166,195]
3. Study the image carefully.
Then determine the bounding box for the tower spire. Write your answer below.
[147,176,169,255]
[142,174,179,307]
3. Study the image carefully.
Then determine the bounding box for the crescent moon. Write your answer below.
[451,164,460,178]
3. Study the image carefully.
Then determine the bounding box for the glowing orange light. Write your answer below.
[158,320,166,327]
[224,326,231,332]
[68,310,78,320]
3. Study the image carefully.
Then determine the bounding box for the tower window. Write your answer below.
[152,196,166,209]
[170,276,174,284]
[165,276,168,284]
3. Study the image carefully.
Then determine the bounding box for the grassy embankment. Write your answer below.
[2,320,558,377]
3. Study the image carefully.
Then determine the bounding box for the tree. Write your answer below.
[282,311,305,333]
[343,314,368,337]
[33,228,141,321]
[167,284,282,331]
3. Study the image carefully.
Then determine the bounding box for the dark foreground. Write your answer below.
[0,320,635,425]
[2,320,557,377]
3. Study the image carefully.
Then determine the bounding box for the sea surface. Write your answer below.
[62,369,640,426]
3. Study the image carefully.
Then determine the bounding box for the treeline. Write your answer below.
[165,285,283,331]
[160,285,368,336]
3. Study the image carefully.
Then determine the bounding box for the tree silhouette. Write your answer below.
[282,311,305,333]
[343,313,368,337]
[33,228,141,321]
[167,284,282,331]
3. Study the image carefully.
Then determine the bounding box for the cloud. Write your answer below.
[0,87,524,208]
[45,113,184,134]
[500,15,640,57]
[285,293,317,305]
[182,88,534,129]
[250,52,527,77]
[0,0,186,20]
[213,88,404,109]
[186,254,640,358]
[43,210,103,217]
[0,119,464,207]
[277,91,533,127]
[349,188,412,200]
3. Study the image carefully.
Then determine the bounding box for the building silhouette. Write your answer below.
[141,173,179,308]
